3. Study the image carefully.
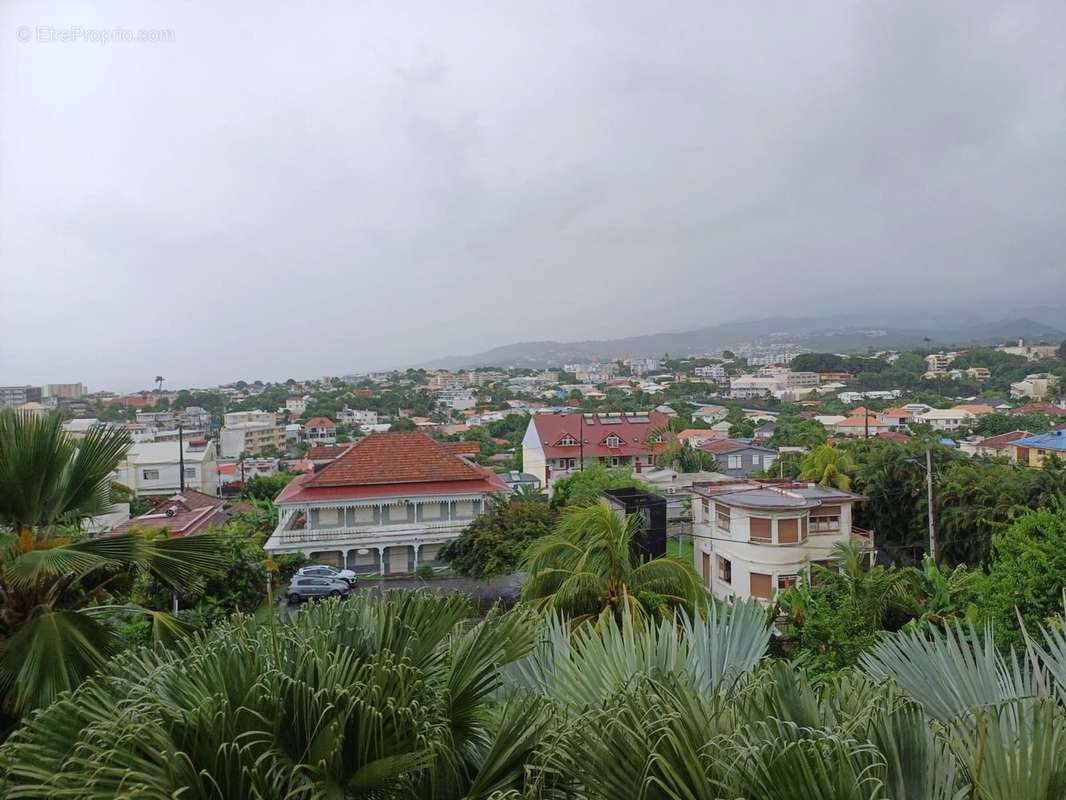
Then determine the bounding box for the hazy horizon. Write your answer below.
[3,1,1065,390]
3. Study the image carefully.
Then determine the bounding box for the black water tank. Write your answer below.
[601,487,667,559]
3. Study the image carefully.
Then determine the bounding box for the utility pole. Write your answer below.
[579,412,584,471]
[925,446,936,563]
[178,424,186,493]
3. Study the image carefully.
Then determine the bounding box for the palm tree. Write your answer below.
[8,593,1066,799]
[521,501,707,627]
[0,410,220,717]
[154,375,164,391]
[800,442,857,490]
[1,592,551,799]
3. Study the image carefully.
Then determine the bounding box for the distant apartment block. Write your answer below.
[224,410,276,427]
[1011,374,1060,401]
[44,383,86,399]
[0,385,43,408]
[285,396,308,415]
[997,339,1060,361]
[694,364,726,379]
[337,407,379,427]
[220,412,286,458]
[923,352,958,374]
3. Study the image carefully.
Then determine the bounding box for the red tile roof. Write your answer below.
[442,441,481,456]
[305,432,491,488]
[875,431,912,443]
[304,416,336,428]
[977,430,1031,450]
[276,473,508,503]
[531,411,671,458]
[305,444,353,462]
[111,490,230,537]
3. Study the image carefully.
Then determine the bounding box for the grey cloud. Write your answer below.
[1,0,1064,390]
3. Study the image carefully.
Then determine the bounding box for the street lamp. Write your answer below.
[906,447,936,563]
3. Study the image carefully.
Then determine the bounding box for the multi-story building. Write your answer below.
[693,365,726,379]
[690,480,874,602]
[220,421,287,458]
[224,410,276,427]
[924,352,958,374]
[1010,374,1059,401]
[180,406,211,429]
[337,407,379,427]
[437,387,477,411]
[304,416,337,444]
[136,410,177,429]
[265,432,508,575]
[114,438,219,496]
[522,410,669,487]
[0,385,42,408]
[286,396,308,415]
[44,383,86,399]
[997,340,1061,361]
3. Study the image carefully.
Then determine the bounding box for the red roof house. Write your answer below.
[267,432,509,576]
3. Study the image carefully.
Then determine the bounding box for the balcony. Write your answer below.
[850,526,875,552]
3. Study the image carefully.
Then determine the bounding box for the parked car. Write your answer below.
[294,564,358,586]
[285,576,352,604]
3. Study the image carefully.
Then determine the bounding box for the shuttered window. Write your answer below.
[750,572,772,599]
[750,517,772,543]
[778,518,800,544]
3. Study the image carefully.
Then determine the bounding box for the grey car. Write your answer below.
[285,576,352,604]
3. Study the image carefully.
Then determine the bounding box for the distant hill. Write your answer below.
[417,316,1065,370]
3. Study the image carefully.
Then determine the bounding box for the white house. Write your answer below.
[303,416,337,444]
[265,432,509,575]
[916,408,974,431]
[114,438,218,496]
[691,480,874,603]
[337,407,379,427]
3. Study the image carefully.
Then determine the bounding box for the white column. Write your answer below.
[378,546,386,576]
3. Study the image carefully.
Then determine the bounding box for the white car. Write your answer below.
[294,564,358,586]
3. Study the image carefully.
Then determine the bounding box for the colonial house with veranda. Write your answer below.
[265,432,508,575]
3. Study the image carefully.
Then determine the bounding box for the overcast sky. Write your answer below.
[2,1,1065,391]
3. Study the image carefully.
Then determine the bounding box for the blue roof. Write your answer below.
[1015,430,1066,452]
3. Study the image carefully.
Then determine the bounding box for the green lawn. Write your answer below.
[667,536,694,564]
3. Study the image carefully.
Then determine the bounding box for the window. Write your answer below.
[810,505,841,532]
[727,455,742,470]
[353,506,375,524]
[610,456,620,466]
[717,556,732,584]
[648,433,663,444]
[317,508,340,526]
[777,574,800,591]
[558,434,578,446]
[701,499,710,520]
[184,467,197,478]
[716,505,731,532]
[750,517,772,543]
[421,502,444,521]
[778,518,801,544]
[749,572,772,599]
[142,469,159,480]
[605,435,622,448]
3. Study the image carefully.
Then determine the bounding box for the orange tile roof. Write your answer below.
[304,416,335,428]
[306,432,489,487]
[442,441,481,456]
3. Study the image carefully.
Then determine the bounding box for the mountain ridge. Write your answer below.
[415,315,1065,370]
